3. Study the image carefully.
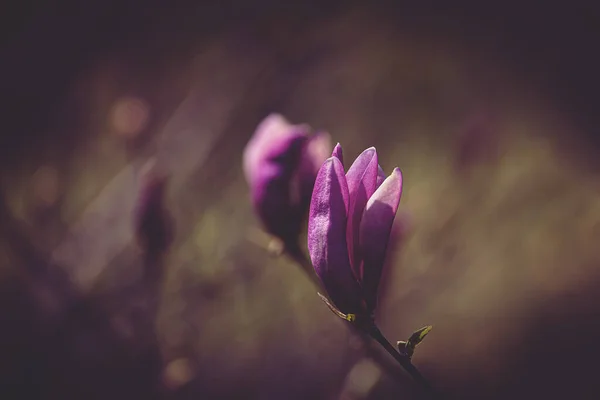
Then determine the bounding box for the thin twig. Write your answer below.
[367,324,436,395]
[283,242,437,396]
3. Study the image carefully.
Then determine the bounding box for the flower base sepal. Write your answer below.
[316,292,374,327]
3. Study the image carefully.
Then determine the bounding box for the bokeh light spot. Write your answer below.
[109,96,150,138]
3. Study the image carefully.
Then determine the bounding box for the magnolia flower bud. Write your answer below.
[308,144,403,316]
[243,114,331,250]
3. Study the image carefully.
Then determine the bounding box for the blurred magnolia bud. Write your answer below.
[133,162,174,263]
[243,114,331,250]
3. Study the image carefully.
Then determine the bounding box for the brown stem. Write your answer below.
[367,324,436,396]
[284,241,437,396]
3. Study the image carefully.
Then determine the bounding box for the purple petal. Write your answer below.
[243,114,310,188]
[345,147,379,278]
[372,210,412,317]
[358,167,403,312]
[376,165,386,188]
[243,114,310,245]
[308,157,364,314]
[332,143,344,167]
[242,114,285,185]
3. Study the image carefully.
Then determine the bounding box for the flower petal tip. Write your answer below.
[391,167,402,182]
[332,143,344,165]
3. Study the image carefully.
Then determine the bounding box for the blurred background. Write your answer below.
[1,1,600,399]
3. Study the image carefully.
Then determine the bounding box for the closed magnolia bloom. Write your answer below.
[308,144,403,316]
[243,114,331,248]
[133,165,174,259]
